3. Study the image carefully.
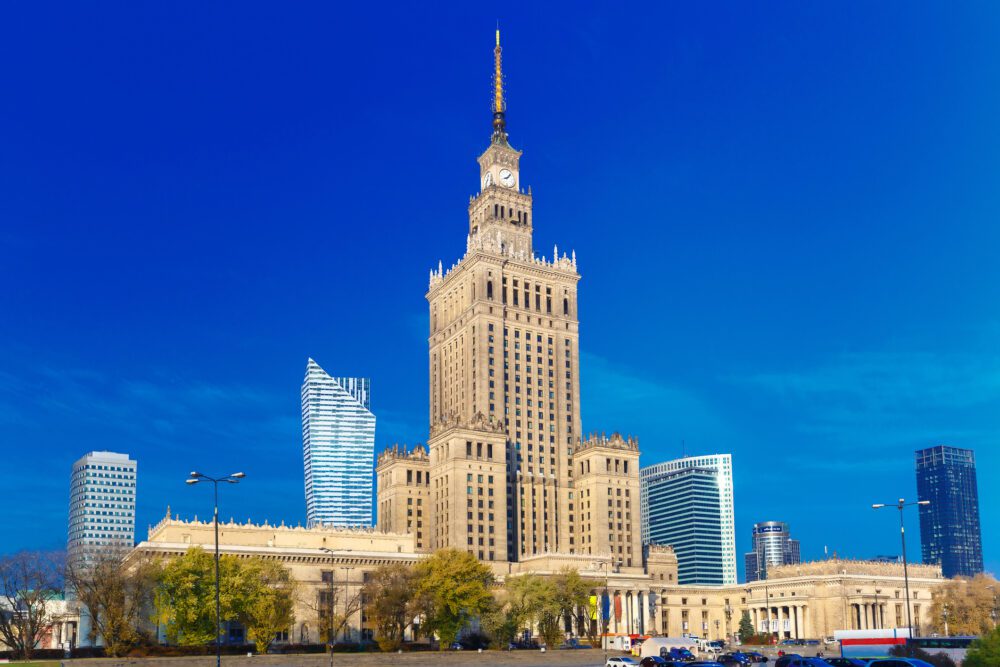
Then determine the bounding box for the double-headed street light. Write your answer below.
[186,471,245,667]
[872,498,929,643]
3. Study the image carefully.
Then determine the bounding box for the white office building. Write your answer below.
[640,453,736,585]
[301,358,375,527]
[67,451,138,561]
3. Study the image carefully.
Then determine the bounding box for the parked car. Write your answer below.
[866,660,935,667]
[607,658,640,667]
[775,654,803,667]
[719,653,753,666]
[640,658,670,667]
[784,660,831,667]
[688,663,726,667]
[668,647,698,661]
[449,641,463,650]
[823,659,868,667]
[804,639,821,646]
[745,651,769,663]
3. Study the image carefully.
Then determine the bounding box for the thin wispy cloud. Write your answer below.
[735,350,1000,449]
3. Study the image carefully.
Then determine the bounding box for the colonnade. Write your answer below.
[849,601,893,630]
[591,588,658,637]
[750,604,810,639]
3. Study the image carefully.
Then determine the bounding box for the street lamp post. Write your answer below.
[942,604,949,637]
[318,548,336,667]
[872,498,929,643]
[186,471,245,667]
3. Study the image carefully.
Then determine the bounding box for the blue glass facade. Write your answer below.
[301,359,375,527]
[915,445,983,578]
[642,466,725,585]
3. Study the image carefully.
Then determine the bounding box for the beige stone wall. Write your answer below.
[427,424,508,561]
[426,136,583,562]
[572,434,642,567]
[375,445,430,551]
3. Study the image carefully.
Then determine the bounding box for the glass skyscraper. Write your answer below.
[744,521,800,583]
[640,454,736,585]
[915,445,983,578]
[301,359,375,527]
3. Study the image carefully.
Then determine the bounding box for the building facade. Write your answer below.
[640,455,737,585]
[133,512,946,645]
[378,31,638,564]
[67,451,137,561]
[302,359,375,527]
[915,445,983,578]
[745,521,801,583]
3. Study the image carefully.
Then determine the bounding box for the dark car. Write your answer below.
[775,654,803,667]
[719,653,753,666]
[785,660,830,667]
[824,659,868,667]
[688,663,726,667]
[640,658,670,667]
[746,652,769,663]
[667,647,697,661]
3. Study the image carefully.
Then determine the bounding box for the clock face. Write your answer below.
[482,172,493,188]
[499,168,515,188]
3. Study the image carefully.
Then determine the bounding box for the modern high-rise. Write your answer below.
[376,31,641,565]
[302,359,375,527]
[915,445,983,578]
[640,454,736,585]
[67,451,137,561]
[744,521,800,583]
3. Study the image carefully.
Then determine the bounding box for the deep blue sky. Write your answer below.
[2,3,997,579]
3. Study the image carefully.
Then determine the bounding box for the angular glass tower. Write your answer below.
[301,359,375,527]
[640,454,736,585]
[915,445,983,578]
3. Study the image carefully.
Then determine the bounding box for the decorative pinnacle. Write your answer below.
[492,28,507,143]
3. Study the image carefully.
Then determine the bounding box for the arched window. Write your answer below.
[487,281,493,300]
[563,298,569,315]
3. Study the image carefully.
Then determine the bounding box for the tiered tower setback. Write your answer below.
[379,32,640,565]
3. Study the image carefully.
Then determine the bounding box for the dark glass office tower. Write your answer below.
[915,445,983,578]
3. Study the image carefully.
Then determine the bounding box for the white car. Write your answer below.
[606,658,639,667]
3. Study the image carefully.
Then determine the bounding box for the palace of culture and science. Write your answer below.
[375,31,642,567]
[133,32,946,645]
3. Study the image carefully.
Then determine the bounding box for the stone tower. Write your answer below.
[425,30,582,561]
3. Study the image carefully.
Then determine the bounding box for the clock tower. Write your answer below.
[468,30,533,259]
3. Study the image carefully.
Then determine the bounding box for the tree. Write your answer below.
[65,547,159,656]
[550,568,595,639]
[362,562,417,651]
[304,573,362,646]
[233,558,296,654]
[411,549,494,649]
[154,547,240,646]
[738,610,754,640]
[0,551,64,660]
[964,627,1000,667]
[928,574,1000,636]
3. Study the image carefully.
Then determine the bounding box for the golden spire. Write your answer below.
[491,28,507,143]
[493,29,504,114]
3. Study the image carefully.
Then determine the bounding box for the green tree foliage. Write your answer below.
[233,558,296,654]
[738,610,755,640]
[362,562,418,652]
[65,547,159,657]
[928,573,1000,637]
[411,549,494,649]
[964,627,1000,667]
[154,547,295,651]
[154,547,228,645]
[550,568,594,639]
